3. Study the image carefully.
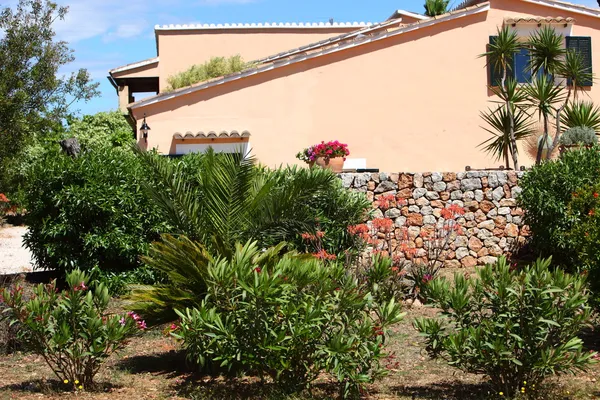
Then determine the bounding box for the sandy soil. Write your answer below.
[0,225,34,275]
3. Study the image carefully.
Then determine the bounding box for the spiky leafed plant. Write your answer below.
[424,0,450,16]
[479,26,522,170]
[479,104,535,168]
[561,101,600,134]
[523,74,566,164]
[547,48,595,156]
[526,26,566,77]
[127,148,370,321]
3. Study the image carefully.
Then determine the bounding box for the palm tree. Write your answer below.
[424,0,450,17]
[479,104,535,168]
[480,26,522,169]
[127,148,370,321]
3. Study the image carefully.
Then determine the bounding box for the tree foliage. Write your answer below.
[0,0,98,170]
[424,0,449,16]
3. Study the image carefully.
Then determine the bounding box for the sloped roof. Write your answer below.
[110,57,159,75]
[504,15,576,24]
[129,2,491,110]
[173,130,251,140]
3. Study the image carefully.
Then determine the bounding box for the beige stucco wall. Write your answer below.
[157,27,361,90]
[133,0,600,172]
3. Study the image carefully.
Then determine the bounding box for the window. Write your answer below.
[488,35,593,86]
[566,36,593,86]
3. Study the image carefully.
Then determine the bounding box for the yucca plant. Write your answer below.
[561,101,600,134]
[480,26,522,170]
[526,26,566,77]
[424,0,449,17]
[523,74,565,163]
[479,104,534,167]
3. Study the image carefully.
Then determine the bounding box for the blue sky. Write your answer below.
[39,0,600,115]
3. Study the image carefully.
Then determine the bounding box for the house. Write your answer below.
[108,0,600,171]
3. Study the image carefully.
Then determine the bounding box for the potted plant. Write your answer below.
[559,126,598,154]
[296,140,350,173]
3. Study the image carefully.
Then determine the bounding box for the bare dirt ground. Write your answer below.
[0,225,34,275]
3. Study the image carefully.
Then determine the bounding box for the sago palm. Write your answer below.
[479,104,535,168]
[424,0,450,17]
[137,147,368,258]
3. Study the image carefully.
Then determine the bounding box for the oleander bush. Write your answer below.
[22,144,168,274]
[414,257,597,398]
[565,183,600,299]
[170,241,404,398]
[0,270,146,389]
[519,146,600,270]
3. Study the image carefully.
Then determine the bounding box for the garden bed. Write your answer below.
[1,290,597,400]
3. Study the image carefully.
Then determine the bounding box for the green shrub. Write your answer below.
[172,241,404,398]
[165,55,249,91]
[0,270,145,389]
[23,144,168,274]
[128,149,370,320]
[565,183,600,299]
[518,146,600,267]
[559,126,598,146]
[414,257,596,398]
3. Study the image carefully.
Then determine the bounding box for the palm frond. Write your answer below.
[526,26,566,76]
[479,105,535,162]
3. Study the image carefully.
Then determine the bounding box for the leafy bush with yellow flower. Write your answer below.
[414,257,597,398]
[0,270,145,389]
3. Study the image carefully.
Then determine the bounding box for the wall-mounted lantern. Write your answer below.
[140,114,151,143]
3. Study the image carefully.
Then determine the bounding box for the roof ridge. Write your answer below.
[155,22,371,30]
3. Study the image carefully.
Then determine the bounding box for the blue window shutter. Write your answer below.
[566,36,593,86]
[489,36,503,86]
[514,48,532,83]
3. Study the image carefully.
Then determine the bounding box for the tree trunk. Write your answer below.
[536,113,550,164]
[501,62,519,171]
[548,88,572,160]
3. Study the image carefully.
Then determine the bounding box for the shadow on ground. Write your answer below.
[175,378,339,400]
[391,381,492,400]
[0,378,121,394]
[116,349,190,377]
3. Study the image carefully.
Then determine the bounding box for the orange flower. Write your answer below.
[312,250,337,260]
[372,218,394,232]
[0,193,8,203]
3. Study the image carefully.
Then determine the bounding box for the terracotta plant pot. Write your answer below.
[310,156,344,173]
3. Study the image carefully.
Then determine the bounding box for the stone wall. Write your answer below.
[340,171,530,268]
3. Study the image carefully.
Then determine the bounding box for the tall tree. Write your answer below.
[0,0,98,173]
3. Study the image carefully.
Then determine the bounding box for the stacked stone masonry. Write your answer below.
[340,171,530,268]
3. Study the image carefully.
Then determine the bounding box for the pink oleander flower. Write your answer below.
[119,317,126,326]
[137,320,147,330]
